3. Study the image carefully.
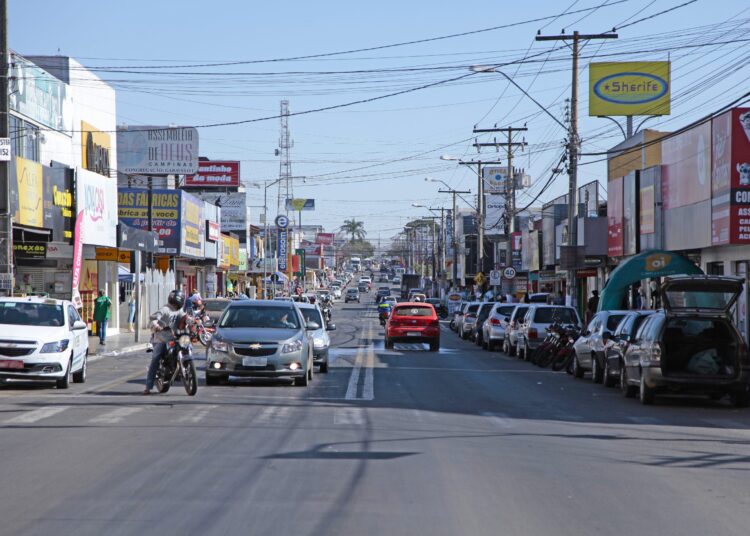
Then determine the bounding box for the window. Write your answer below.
[219,306,300,329]
[9,115,40,162]
[0,302,64,326]
[644,316,665,341]
[394,306,433,317]
[300,308,323,326]
[633,317,652,341]
[606,314,626,331]
[68,305,80,327]
[534,307,578,324]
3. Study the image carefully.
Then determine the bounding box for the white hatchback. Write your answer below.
[0,298,89,388]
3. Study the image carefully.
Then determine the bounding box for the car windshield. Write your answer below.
[347,289,358,294]
[300,308,323,328]
[534,308,577,324]
[497,306,516,316]
[203,301,229,311]
[393,306,433,317]
[606,314,627,331]
[219,306,300,329]
[0,302,64,326]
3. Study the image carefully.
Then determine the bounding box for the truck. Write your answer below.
[401,274,421,300]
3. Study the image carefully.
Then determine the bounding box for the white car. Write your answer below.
[0,298,89,388]
[330,286,342,299]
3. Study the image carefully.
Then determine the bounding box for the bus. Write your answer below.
[350,257,361,272]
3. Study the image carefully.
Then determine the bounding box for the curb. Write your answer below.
[89,344,149,361]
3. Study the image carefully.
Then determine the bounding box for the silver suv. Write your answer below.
[517,305,581,359]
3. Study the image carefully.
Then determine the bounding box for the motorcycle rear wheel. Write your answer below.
[198,328,211,347]
[155,363,171,393]
[182,360,198,396]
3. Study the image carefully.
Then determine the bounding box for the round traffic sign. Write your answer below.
[503,267,517,280]
[275,215,289,229]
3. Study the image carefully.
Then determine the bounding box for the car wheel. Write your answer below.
[72,353,87,384]
[573,354,585,379]
[731,386,750,408]
[294,374,309,387]
[591,354,604,384]
[319,360,329,373]
[56,357,72,389]
[502,338,508,354]
[620,365,636,398]
[523,340,530,361]
[516,340,523,359]
[429,340,439,352]
[639,373,655,405]
[384,338,393,349]
[603,358,616,388]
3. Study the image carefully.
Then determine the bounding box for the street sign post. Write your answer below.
[503,266,517,280]
[0,138,9,161]
[489,269,502,286]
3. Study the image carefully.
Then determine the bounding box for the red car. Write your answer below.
[385,302,440,351]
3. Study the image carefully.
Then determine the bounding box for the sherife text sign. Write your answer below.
[589,62,670,117]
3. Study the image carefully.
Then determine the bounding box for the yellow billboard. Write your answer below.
[589,62,670,117]
[15,157,44,227]
[81,121,112,176]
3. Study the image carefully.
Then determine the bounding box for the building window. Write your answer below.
[9,114,40,162]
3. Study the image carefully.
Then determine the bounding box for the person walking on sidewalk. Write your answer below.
[94,289,112,345]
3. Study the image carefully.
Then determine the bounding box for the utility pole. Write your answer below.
[0,0,11,296]
[439,188,471,289]
[474,127,527,296]
[536,30,617,308]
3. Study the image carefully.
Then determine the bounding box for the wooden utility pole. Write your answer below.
[535,30,617,307]
[0,0,11,295]
[438,188,471,288]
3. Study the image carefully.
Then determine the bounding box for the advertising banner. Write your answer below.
[9,53,72,132]
[76,168,118,247]
[14,157,44,227]
[180,192,205,258]
[117,126,199,174]
[640,185,655,235]
[315,232,335,245]
[589,61,670,117]
[80,121,111,176]
[14,242,46,259]
[662,121,711,209]
[607,176,624,256]
[207,221,220,242]
[277,229,288,271]
[285,198,315,211]
[196,192,246,231]
[185,160,240,188]
[217,237,229,270]
[44,166,74,243]
[118,188,181,254]
[482,167,509,194]
[712,110,732,245]
[725,108,750,243]
[484,193,506,235]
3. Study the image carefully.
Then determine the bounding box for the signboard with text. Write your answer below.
[185,160,240,188]
[589,62,671,116]
[118,188,181,254]
[117,126,199,174]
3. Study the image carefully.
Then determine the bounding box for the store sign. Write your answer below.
[118,188,181,254]
[483,167,509,194]
[184,160,240,187]
[76,168,118,247]
[197,192,247,231]
[95,248,132,263]
[116,126,199,174]
[9,53,72,132]
[277,229,288,271]
[13,242,46,259]
[180,192,205,258]
[81,121,111,176]
[46,242,73,259]
[285,198,315,212]
[724,108,750,243]
[315,232,335,245]
[589,62,670,116]
[15,157,44,227]
[485,193,506,235]
[207,221,220,242]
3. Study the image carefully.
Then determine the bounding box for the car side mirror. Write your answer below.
[327,323,336,331]
[72,320,87,331]
[306,321,321,331]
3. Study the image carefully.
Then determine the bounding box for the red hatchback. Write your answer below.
[385,302,440,351]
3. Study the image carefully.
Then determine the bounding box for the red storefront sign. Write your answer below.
[207,221,220,242]
[712,108,750,243]
[315,232,335,245]
[185,160,240,188]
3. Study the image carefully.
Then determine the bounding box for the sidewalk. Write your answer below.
[88,331,149,360]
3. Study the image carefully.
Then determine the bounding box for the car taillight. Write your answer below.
[528,328,538,339]
[490,317,501,325]
[429,319,439,328]
[651,344,661,362]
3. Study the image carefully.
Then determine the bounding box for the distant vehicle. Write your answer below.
[572,310,629,382]
[401,274,421,299]
[458,302,482,340]
[206,300,314,387]
[350,257,362,272]
[602,311,655,387]
[426,298,448,319]
[503,305,530,356]
[202,298,231,324]
[0,298,88,388]
[357,282,369,293]
[385,302,440,351]
[297,303,336,373]
[345,288,361,303]
[330,286,342,299]
[470,303,495,346]
[482,303,518,351]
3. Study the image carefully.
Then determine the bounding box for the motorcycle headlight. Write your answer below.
[313,337,328,349]
[41,339,70,353]
[178,335,192,347]
[212,335,229,353]
[282,337,304,354]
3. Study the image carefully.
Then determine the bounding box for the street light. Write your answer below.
[427,178,470,289]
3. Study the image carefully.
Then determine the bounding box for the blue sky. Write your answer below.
[10,0,750,246]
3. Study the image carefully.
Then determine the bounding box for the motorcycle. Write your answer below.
[379,306,392,326]
[321,304,333,323]
[188,312,212,347]
[155,329,198,396]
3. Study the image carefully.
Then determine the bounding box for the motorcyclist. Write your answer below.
[143,290,187,395]
[378,300,392,324]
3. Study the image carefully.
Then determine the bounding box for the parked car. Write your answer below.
[471,303,495,346]
[385,302,440,351]
[450,302,467,332]
[517,305,582,359]
[426,298,448,319]
[345,288,361,303]
[529,293,551,303]
[620,276,750,406]
[205,300,315,386]
[572,310,628,382]
[202,298,231,324]
[0,298,89,389]
[458,302,482,340]
[297,303,336,373]
[503,305,530,356]
[602,310,655,387]
[330,286,342,300]
[482,303,519,351]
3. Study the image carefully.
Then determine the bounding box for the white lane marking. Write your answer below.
[6,405,70,424]
[255,405,291,424]
[480,411,516,429]
[89,407,142,424]
[362,342,374,401]
[334,407,365,425]
[177,405,218,424]
[345,347,364,401]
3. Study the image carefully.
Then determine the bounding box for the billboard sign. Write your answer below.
[14,157,44,228]
[76,168,118,247]
[118,188,181,254]
[482,167,509,194]
[196,191,247,231]
[589,61,670,117]
[315,232,335,245]
[9,53,72,133]
[116,126,199,174]
[277,229,288,271]
[484,193,506,235]
[285,198,315,211]
[180,192,205,258]
[184,160,240,188]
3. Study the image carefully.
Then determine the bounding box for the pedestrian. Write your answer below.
[523,292,530,304]
[128,290,136,332]
[93,289,112,345]
[586,290,599,322]
[555,291,565,305]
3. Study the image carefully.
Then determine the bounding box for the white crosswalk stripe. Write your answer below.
[177,405,218,424]
[255,406,292,424]
[334,407,365,425]
[89,407,143,424]
[6,405,70,424]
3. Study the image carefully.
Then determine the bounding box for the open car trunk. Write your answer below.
[661,317,741,379]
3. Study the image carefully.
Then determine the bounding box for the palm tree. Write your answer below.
[339,219,366,241]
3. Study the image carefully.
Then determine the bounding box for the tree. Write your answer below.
[339,219,367,241]
[342,239,374,259]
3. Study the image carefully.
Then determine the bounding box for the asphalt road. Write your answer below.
[1,289,750,535]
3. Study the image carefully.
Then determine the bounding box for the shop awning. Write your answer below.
[118,265,145,283]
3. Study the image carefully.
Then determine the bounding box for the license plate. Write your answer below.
[0,360,23,369]
[242,357,267,367]
[406,332,421,337]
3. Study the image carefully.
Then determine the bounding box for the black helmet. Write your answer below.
[168,290,185,309]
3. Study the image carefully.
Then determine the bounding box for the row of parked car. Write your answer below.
[448,276,750,407]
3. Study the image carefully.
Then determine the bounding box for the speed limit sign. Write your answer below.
[503,267,517,280]
[489,270,502,286]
